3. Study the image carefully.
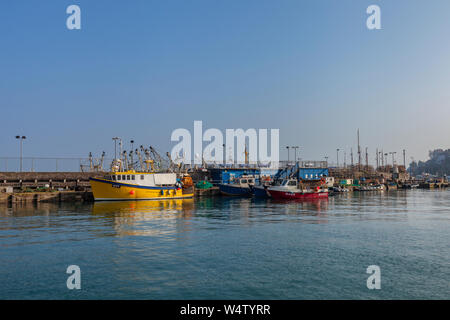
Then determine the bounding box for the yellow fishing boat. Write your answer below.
[90,171,194,201]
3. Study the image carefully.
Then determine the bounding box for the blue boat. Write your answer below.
[251,185,271,198]
[219,175,255,196]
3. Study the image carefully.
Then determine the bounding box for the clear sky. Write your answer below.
[1,0,450,169]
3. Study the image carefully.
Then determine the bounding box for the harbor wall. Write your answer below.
[0,191,94,204]
[0,172,99,190]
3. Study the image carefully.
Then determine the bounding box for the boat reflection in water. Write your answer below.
[92,199,194,215]
[91,199,195,237]
[269,198,330,224]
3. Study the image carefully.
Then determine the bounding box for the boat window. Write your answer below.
[141,175,145,180]
[132,175,135,180]
[240,179,248,184]
[248,179,253,183]
[127,175,130,180]
[281,180,288,186]
[288,180,297,186]
[117,175,121,180]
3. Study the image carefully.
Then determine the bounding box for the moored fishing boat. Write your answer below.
[251,175,273,198]
[267,179,328,200]
[251,184,271,198]
[90,171,194,201]
[219,175,255,196]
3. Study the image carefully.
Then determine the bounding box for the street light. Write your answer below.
[286,146,290,164]
[222,143,225,164]
[291,146,299,163]
[336,148,340,168]
[130,140,135,169]
[15,135,26,172]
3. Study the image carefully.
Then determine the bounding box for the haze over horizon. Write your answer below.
[1,1,450,169]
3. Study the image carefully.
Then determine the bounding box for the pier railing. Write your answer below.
[0,157,113,173]
[200,160,328,169]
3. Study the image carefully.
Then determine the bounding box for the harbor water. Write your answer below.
[0,190,449,299]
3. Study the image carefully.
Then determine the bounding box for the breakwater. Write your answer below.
[0,172,94,191]
[0,190,94,204]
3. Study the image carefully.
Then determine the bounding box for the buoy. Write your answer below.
[129,190,135,195]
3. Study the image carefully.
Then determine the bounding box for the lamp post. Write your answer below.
[286,146,290,164]
[130,140,135,169]
[336,148,340,168]
[291,146,299,164]
[403,149,406,168]
[222,143,225,164]
[15,135,26,172]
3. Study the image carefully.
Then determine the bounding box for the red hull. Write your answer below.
[268,189,329,200]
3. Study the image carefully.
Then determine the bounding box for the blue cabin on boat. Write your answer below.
[298,167,329,180]
[209,168,261,185]
[273,161,329,181]
[208,162,329,185]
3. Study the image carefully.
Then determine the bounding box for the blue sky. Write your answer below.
[1,0,450,169]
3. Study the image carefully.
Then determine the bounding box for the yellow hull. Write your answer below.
[90,178,194,201]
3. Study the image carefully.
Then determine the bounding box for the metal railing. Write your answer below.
[188,160,328,170]
[0,157,113,172]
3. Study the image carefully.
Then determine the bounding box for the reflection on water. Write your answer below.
[0,191,444,239]
[0,201,92,217]
[1,191,447,239]
[0,190,449,299]
[91,199,195,237]
[92,199,195,215]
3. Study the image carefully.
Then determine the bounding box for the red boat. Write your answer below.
[267,179,328,200]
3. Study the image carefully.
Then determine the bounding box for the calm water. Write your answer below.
[0,190,449,299]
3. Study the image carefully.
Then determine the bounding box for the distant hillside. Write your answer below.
[409,149,450,176]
